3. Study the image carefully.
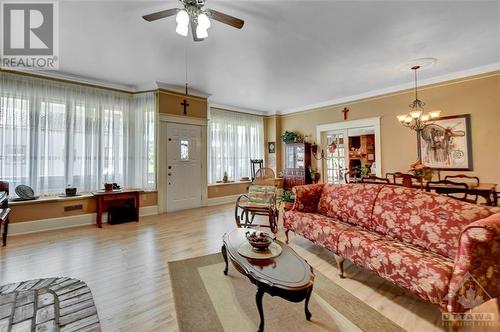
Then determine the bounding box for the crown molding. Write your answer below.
[2,68,138,93]
[209,102,268,116]
[276,63,500,115]
[155,82,211,99]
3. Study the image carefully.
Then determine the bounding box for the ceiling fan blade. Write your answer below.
[143,8,180,22]
[207,9,244,29]
[190,18,204,42]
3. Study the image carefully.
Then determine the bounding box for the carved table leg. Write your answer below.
[2,221,8,246]
[221,244,228,275]
[304,286,313,320]
[256,287,265,332]
[334,255,345,278]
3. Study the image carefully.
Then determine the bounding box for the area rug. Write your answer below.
[0,278,100,332]
[169,253,405,332]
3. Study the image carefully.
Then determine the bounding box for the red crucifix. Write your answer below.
[181,99,189,115]
[342,107,349,120]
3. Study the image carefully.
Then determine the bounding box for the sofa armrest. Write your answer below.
[291,184,324,213]
[447,212,500,312]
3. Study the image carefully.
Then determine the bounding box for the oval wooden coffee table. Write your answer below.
[222,228,314,332]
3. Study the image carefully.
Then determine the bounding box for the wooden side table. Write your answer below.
[92,190,141,228]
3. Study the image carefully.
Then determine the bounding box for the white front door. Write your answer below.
[166,122,202,212]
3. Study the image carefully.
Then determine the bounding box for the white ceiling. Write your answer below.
[52,0,500,114]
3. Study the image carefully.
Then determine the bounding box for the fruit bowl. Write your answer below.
[245,231,273,250]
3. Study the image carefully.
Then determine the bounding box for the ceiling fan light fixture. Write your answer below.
[196,25,208,38]
[197,13,211,29]
[176,24,189,36]
[176,9,190,26]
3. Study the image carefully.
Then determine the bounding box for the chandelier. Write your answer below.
[397,65,441,130]
[397,65,442,162]
[175,2,211,38]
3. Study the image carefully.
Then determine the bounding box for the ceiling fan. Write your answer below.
[143,0,244,42]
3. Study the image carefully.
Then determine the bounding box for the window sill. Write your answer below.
[208,180,252,187]
[9,189,158,206]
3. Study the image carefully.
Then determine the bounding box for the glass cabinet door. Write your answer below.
[295,145,305,169]
[285,145,295,168]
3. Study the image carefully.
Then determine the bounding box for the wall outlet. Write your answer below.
[64,204,83,212]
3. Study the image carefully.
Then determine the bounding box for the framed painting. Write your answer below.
[268,142,276,154]
[419,114,473,170]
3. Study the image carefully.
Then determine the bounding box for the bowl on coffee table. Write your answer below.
[245,231,273,250]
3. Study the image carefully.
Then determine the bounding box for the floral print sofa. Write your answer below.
[283,183,500,313]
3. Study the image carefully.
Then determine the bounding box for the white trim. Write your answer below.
[155,82,211,98]
[158,113,208,126]
[279,63,500,115]
[9,206,159,236]
[7,69,137,92]
[207,194,240,207]
[210,103,268,116]
[316,117,382,177]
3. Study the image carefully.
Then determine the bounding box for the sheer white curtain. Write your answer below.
[208,108,264,183]
[0,72,155,196]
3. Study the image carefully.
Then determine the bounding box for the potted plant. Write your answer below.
[281,131,304,144]
[223,171,229,183]
[409,161,433,180]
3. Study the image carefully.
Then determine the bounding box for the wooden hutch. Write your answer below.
[283,143,312,189]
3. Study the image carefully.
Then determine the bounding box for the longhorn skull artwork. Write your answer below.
[420,116,471,169]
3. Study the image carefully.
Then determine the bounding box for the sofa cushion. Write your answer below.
[371,186,495,259]
[317,183,383,229]
[337,228,454,306]
[283,211,351,253]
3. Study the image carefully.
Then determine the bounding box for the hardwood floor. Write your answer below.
[0,204,498,331]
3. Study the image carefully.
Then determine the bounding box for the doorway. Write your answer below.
[317,117,381,184]
[165,122,202,211]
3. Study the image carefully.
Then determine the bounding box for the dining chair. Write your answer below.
[425,179,472,203]
[360,175,390,184]
[387,172,423,189]
[444,175,480,203]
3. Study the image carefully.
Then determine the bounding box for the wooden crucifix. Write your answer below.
[181,99,189,115]
[342,107,350,120]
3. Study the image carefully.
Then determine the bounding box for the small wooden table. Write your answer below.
[222,228,314,332]
[92,190,141,228]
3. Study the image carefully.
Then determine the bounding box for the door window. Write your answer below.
[180,139,189,161]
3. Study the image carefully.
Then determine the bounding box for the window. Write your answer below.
[208,108,264,183]
[180,139,189,161]
[0,72,156,196]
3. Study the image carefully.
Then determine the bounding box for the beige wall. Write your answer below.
[158,90,208,118]
[276,72,500,185]
[10,192,158,223]
[264,115,283,174]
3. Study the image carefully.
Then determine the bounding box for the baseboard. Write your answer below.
[207,194,240,206]
[9,205,159,236]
